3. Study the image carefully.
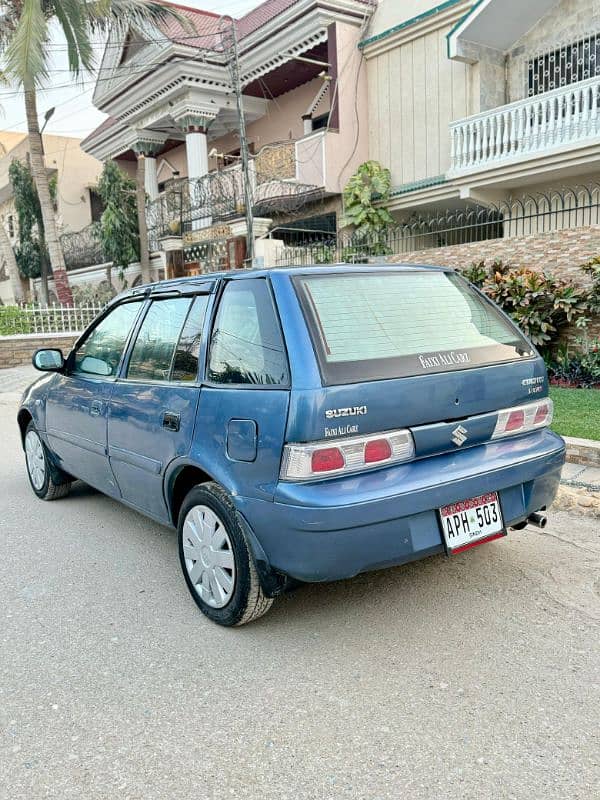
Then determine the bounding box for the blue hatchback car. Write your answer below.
[19,265,565,625]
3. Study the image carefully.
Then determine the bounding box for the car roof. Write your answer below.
[118,263,452,300]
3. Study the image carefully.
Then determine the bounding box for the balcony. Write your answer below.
[146,134,328,249]
[448,76,600,177]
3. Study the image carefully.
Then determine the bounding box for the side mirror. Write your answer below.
[78,355,112,376]
[32,348,65,372]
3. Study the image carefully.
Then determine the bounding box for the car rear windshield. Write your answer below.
[294,270,534,385]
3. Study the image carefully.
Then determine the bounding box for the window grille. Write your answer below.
[528,33,600,95]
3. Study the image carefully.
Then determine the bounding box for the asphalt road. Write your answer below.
[0,380,599,800]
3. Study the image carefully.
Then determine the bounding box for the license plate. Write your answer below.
[439,492,506,554]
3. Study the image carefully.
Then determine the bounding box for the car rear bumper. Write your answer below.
[235,430,566,583]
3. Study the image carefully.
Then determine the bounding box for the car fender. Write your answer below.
[17,373,56,444]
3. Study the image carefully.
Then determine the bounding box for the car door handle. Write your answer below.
[90,400,104,417]
[162,411,180,432]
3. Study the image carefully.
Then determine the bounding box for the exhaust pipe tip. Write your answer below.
[528,512,547,529]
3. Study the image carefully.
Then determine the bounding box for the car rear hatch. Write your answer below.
[282,268,551,474]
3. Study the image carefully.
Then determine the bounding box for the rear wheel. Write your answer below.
[24,422,71,501]
[178,482,273,626]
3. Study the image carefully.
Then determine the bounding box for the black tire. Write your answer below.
[177,482,273,626]
[24,421,72,501]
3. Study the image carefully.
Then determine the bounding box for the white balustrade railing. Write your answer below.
[449,76,600,174]
[0,303,104,336]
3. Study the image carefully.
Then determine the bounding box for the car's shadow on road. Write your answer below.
[34,476,554,637]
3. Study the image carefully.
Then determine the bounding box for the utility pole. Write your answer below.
[221,18,254,263]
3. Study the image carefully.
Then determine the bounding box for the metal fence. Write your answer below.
[61,225,106,271]
[271,184,600,266]
[0,303,104,336]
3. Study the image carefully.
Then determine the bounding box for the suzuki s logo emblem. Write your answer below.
[452,425,468,447]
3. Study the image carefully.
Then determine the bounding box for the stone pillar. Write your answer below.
[302,114,313,136]
[131,132,168,201]
[185,131,209,180]
[173,108,217,231]
[131,131,167,283]
[144,155,159,201]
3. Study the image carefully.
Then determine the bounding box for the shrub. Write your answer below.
[547,338,600,388]
[342,161,395,237]
[580,256,600,314]
[460,260,590,348]
[0,306,33,335]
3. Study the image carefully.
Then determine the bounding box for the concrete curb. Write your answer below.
[564,436,600,467]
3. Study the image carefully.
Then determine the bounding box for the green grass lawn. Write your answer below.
[549,386,600,441]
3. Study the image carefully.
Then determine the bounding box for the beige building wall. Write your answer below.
[365,0,440,39]
[0,133,102,235]
[325,21,370,194]
[0,131,26,158]
[365,21,473,187]
[213,77,331,158]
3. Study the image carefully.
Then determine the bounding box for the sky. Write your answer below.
[0,0,261,139]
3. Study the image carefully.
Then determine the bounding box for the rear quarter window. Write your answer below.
[294,271,535,385]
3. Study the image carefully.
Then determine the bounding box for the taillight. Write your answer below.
[534,403,551,425]
[506,410,525,432]
[492,399,553,440]
[311,447,344,473]
[281,429,415,481]
[364,438,392,463]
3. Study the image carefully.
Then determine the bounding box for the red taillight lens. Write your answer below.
[534,403,550,424]
[492,399,554,440]
[506,410,525,431]
[311,447,345,473]
[364,438,392,463]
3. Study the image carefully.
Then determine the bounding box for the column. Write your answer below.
[144,155,159,201]
[185,128,210,231]
[185,130,209,181]
[131,132,167,202]
[131,132,167,283]
[173,110,216,231]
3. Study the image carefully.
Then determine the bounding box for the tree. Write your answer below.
[0,0,188,305]
[342,161,395,237]
[95,160,139,284]
[8,158,54,297]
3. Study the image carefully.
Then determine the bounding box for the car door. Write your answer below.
[45,300,144,496]
[196,277,291,500]
[107,291,211,523]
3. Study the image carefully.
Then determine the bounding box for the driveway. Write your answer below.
[0,373,598,799]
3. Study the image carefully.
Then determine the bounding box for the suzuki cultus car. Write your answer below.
[19,266,565,625]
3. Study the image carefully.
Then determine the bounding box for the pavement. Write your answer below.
[1,367,599,799]
[562,461,600,489]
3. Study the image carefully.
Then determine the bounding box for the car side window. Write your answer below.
[208,279,289,386]
[73,301,141,378]
[127,298,192,382]
[171,295,210,382]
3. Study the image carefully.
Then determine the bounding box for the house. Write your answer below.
[0,132,103,305]
[361,0,600,286]
[81,0,375,276]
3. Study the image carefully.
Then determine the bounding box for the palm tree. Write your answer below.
[1,0,187,305]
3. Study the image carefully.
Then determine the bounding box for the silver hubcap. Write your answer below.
[25,430,46,491]
[182,505,236,609]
